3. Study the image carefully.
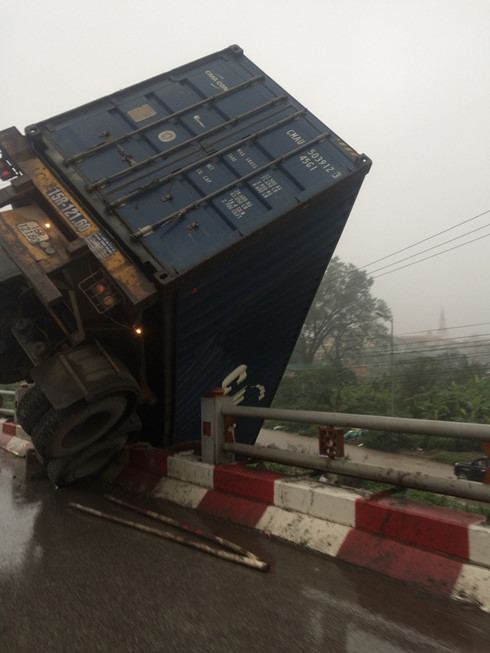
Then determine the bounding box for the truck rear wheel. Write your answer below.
[30,395,128,459]
[16,384,51,435]
[46,432,128,487]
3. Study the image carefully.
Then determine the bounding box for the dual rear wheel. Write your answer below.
[17,355,141,486]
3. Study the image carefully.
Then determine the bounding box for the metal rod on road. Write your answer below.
[104,494,259,560]
[222,405,490,442]
[222,442,490,504]
[70,502,269,572]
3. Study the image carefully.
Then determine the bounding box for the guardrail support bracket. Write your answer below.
[201,390,235,465]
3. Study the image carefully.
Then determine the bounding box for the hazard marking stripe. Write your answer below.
[2,421,17,436]
[256,505,351,558]
[128,447,170,477]
[338,529,464,597]
[115,466,163,494]
[0,432,34,457]
[355,495,482,560]
[154,478,208,509]
[452,564,490,609]
[198,490,270,528]
[213,464,284,503]
[167,456,215,489]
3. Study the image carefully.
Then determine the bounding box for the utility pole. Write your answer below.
[377,312,395,416]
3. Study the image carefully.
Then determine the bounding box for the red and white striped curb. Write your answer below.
[104,447,490,612]
[0,419,33,457]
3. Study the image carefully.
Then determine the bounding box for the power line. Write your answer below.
[368,223,490,275]
[372,232,490,278]
[361,209,490,269]
[340,347,490,367]
[378,332,490,348]
[315,335,490,365]
[400,321,490,336]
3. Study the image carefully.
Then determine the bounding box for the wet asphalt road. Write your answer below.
[1,449,490,652]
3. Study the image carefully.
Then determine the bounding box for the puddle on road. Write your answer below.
[0,452,42,574]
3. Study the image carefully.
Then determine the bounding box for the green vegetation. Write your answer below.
[268,355,489,454]
[422,450,481,465]
[292,257,391,366]
[279,257,489,449]
[0,382,19,409]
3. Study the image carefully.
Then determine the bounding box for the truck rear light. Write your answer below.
[79,271,121,313]
[0,158,17,182]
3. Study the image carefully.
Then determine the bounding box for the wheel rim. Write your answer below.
[73,445,123,479]
[33,395,129,458]
[46,434,127,485]
[59,396,128,454]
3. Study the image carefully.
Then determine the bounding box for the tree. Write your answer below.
[292,257,390,366]
[396,353,490,422]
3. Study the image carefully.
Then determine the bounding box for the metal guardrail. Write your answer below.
[201,396,490,504]
[223,405,490,443]
[0,388,16,418]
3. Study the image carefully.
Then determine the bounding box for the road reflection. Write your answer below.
[0,454,42,575]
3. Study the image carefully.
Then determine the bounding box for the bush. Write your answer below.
[361,430,412,452]
[429,450,481,465]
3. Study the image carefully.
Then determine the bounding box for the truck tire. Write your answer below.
[30,395,128,459]
[46,433,128,487]
[124,412,143,443]
[16,384,51,435]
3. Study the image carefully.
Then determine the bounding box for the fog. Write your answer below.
[2,0,488,338]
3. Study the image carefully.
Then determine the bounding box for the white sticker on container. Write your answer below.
[85,232,117,260]
[158,130,177,143]
[127,104,157,123]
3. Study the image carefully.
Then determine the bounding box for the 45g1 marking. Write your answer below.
[299,148,342,179]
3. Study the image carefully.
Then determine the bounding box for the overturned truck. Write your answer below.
[0,45,371,485]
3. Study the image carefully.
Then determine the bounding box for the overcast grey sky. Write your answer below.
[2,0,489,338]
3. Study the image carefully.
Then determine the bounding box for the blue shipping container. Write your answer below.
[26,45,371,445]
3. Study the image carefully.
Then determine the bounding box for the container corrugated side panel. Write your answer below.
[171,174,365,444]
[27,45,370,286]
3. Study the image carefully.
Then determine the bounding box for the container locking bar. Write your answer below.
[113,109,309,210]
[87,95,289,191]
[130,131,333,239]
[63,75,265,165]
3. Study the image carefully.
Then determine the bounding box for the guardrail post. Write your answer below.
[14,383,29,424]
[201,389,235,465]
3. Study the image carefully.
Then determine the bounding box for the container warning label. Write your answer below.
[127,104,157,123]
[85,232,117,260]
